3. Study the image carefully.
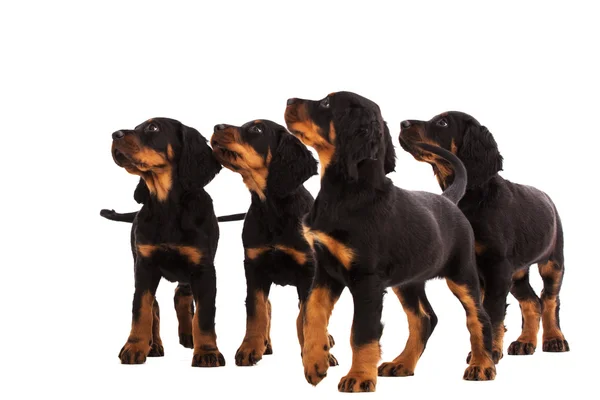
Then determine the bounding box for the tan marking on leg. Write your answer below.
[538,261,566,341]
[236,291,269,365]
[516,299,541,345]
[245,246,270,260]
[121,291,154,363]
[378,288,426,376]
[275,244,307,265]
[303,287,336,385]
[446,279,496,380]
[339,340,380,392]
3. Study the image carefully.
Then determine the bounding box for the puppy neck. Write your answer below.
[140,168,173,202]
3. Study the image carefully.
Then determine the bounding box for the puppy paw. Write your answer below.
[377,361,414,377]
[191,348,225,367]
[338,372,376,392]
[235,340,266,366]
[179,333,193,349]
[148,341,164,357]
[463,363,496,381]
[508,340,536,356]
[119,340,150,364]
[542,338,569,352]
[303,346,330,386]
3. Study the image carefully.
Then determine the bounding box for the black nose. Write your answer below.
[287,98,298,106]
[401,120,411,129]
[112,130,124,140]
[214,124,226,131]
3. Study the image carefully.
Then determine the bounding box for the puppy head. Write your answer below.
[211,119,317,199]
[111,118,221,202]
[399,112,503,187]
[284,91,395,180]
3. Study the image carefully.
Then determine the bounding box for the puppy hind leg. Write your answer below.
[148,300,164,356]
[446,266,496,381]
[378,283,437,377]
[174,283,194,349]
[538,258,569,352]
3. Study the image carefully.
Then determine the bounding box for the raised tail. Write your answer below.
[99,209,246,223]
[414,142,468,204]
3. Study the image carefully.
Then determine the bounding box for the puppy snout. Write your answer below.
[401,120,411,129]
[112,130,125,140]
[214,124,227,131]
[287,98,298,106]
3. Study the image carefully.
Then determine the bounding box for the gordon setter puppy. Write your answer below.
[210,120,339,367]
[284,92,496,392]
[399,112,569,362]
[105,117,227,367]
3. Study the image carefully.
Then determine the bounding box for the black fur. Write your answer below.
[210,119,335,367]
[284,92,495,392]
[399,111,569,360]
[103,117,226,367]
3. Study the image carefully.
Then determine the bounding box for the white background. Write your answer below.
[1,1,598,398]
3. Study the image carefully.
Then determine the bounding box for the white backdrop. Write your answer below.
[1,1,598,399]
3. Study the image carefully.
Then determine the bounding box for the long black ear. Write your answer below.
[134,177,149,204]
[335,107,382,180]
[267,131,317,197]
[458,122,503,187]
[178,125,222,191]
[383,122,396,174]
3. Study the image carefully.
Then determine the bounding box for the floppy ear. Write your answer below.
[266,131,317,197]
[178,125,222,191]
[134,177,149,204]
[382,122,396,174]
[335,107,381,180]
[458,123,503,187]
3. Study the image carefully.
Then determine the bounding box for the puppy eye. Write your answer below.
[147,123,159,132]
[250,125,263,134]
[320,97,330,108]
[436,118,448,127]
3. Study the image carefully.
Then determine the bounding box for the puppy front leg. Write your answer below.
[119,258,161,364]
[190,264,225,367]
[338,273,384,393]
[302,267,344,387]
[235,258,272,366]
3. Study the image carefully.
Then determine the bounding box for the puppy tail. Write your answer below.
[414,142,467,204]
[217,213,246,222]
[99,209,137,223]
[99,209,246,223]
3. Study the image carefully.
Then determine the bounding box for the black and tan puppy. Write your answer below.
[106,117,226,367]
[210,120,339,367]
[399,111,569,361]
[284,92,496,393]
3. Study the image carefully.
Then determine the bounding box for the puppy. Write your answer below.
[284,92,496,392]
[399,112,569,361]
[106,117,226,367]
[211,120,338,367]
